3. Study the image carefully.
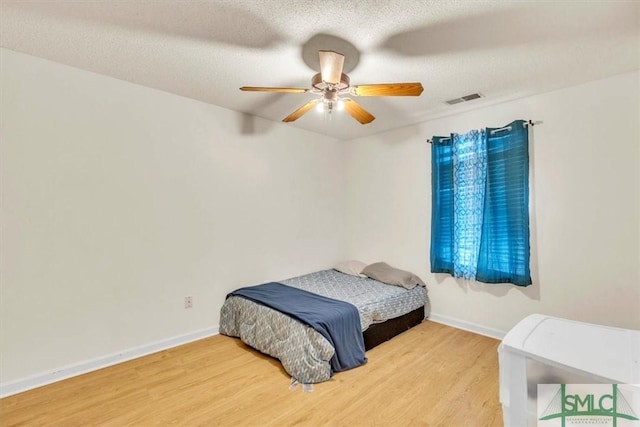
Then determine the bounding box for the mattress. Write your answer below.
[220,269,428,383]
[280,269,427,330]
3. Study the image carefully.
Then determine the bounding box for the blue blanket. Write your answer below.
[228,282,367,373]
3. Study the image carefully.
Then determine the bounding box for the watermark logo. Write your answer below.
[538,384,640,427]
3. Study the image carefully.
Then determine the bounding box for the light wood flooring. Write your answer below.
[0,321,503,426]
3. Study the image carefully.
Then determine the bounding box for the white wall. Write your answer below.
[344,71,640,333]
[2,46,638,394]
[0,49,346,384]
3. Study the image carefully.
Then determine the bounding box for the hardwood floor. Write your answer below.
[0,321,503,426]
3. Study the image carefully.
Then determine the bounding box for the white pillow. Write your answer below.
[334,260,367,278]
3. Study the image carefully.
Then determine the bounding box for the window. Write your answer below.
[430,120,531,286]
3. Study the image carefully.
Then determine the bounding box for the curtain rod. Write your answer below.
[426,120,541,144]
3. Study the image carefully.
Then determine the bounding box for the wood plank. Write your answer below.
[282,100,319,122]
[0,322,503,426]
[352,82,424,96]
[239,87,309,93]
[343,99,375,124]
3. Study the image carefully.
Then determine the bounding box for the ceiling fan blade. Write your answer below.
[343,99,375,124]
[319,50,345,84]
[351,83,424,96]
[282,99,320,122]
[240,86,310,93]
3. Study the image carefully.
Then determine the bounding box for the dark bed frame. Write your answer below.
[362,305,425,351]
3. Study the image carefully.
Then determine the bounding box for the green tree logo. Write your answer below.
[539,384,639,427]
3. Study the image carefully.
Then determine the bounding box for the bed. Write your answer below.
[219,268,428,384]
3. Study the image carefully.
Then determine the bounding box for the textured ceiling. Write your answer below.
[1,0,639,140]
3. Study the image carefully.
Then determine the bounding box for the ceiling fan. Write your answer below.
[240,50,424,125]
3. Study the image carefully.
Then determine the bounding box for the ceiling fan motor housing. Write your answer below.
[312,72,350,94]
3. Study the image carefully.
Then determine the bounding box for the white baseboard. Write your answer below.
[0,326,219,398]
[427,313,506,340]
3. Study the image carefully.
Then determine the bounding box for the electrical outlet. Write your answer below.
[185,296,193,309]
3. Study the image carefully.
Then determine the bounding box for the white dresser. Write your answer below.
[499,314,640,426]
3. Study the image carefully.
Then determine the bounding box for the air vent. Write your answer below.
[445,92,484,105]
[445,98,465,105]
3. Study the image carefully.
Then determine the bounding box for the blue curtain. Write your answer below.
[430,120,531,286]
